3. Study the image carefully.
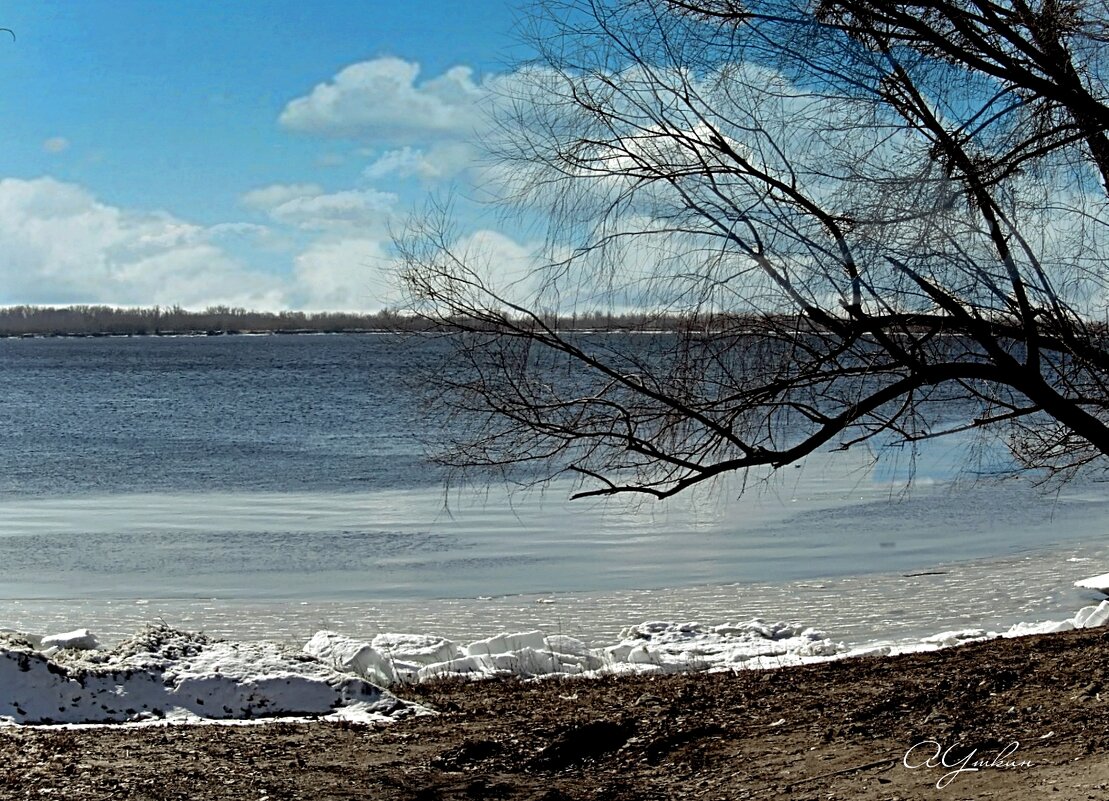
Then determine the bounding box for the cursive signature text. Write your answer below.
[903,740,1032,789]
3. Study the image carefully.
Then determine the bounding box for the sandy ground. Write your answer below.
[2,626,1108,800]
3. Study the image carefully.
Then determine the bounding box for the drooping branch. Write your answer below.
[398,0,1109,499]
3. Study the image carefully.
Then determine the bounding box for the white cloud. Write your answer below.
[42,136,70,154]
[269,188,397,232]
[292,237,394,311]
[451,229,540,293]
[363,143,477,181]
[279,57,487,140]
[241,183,396,232]
[240,183,323,210]
[363,146,429,179]
[0,177,560,315]
[207,221,273,239]
[0,177,286,309]
[288,229,546,314]
[206,221,292,253]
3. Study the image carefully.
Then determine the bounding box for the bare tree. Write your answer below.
[398,0,1109,499]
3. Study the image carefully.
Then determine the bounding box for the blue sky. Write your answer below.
[0,1,529,310]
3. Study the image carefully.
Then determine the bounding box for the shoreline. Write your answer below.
[2,626,1106,800]
[2,590,1106,727]
[0,328,396,339]
[6,544,1106,659]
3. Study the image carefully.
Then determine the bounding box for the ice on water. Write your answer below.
[1074,572,1109,593]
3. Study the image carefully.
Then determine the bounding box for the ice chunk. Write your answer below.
[543,634,592,657]
[843,645,892,659]
[795,638,843,657]
[601,619,845,674]
[1005,619,1075,636]
[465,630,549,657]
[1074,600,1109,629]
[370,633,461,666]
[1074,573,1109,594]
[40,628,99,651]
[604,643,636,662]
[626,644,660,665]
[920,629,989,647]
[489,647,595,676]
[0,630,43,650]
[304,631,397,687]
[713,619,796,640]
[416,655,499,682]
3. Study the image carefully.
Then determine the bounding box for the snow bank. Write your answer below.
[307,603,1109,687]
[600,620,843,673]
[306,618,848,684]
[7,598,1109,725]
[0,626,428,726]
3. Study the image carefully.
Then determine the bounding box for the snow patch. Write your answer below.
[0,626,428,726]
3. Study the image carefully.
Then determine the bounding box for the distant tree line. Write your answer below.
[0,304,699,337]
[0,305,405,336]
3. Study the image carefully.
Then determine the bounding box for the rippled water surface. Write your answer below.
[0,335,1106,645]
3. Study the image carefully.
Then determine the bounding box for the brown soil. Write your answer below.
[2,627,1108,800]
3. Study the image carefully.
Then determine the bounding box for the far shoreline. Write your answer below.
[1,328,396,339]
[0,303,687,339]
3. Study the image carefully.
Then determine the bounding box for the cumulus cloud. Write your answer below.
[241,183,397,233]
[272,189,398,232]
[292,237,394,311]
[279,57,487,140]
[363,143,477,181]
[42,136,70,154]
[363,146,431,179]
[0,177,286,309]
[0,177,557,315]
[451,229,541,294]
[207,221,274,240]
[288,229,547,312]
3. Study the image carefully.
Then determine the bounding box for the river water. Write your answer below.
[0,334,1105,647]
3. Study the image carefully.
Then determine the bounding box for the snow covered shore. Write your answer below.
[0,626,428,726]
[303,599,1109,685]
[3,589,1108,726]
